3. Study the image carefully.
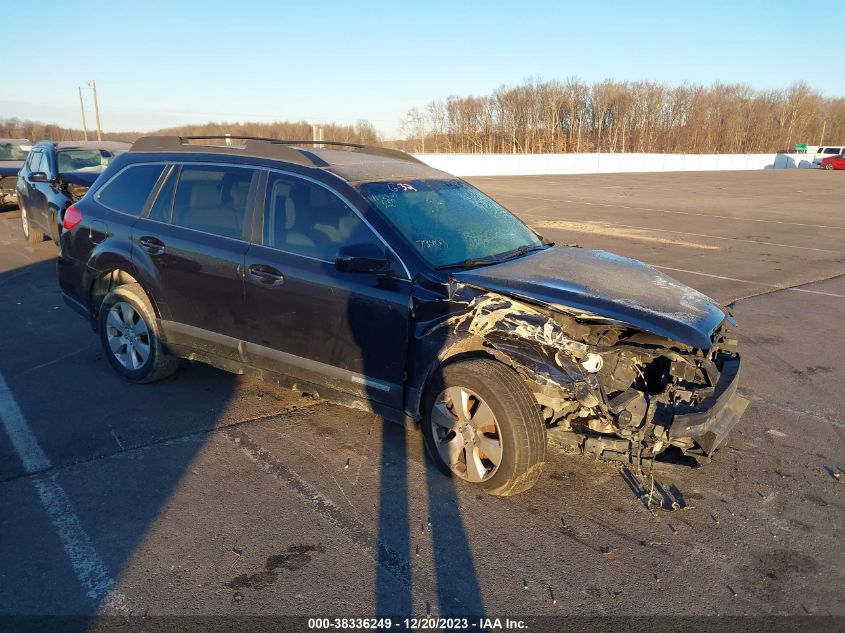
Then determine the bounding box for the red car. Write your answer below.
[821,154,845,170]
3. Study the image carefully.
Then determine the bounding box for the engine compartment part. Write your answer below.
[435,284,745,465]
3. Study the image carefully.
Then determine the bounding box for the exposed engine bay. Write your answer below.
[441,288,748,465]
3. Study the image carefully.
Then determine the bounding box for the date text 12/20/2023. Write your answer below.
[307,617,527,630]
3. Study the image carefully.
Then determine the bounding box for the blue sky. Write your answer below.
[3,0,841,137]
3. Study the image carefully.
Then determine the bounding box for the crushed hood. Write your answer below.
[452,246,726,348]
[60,171,99,188]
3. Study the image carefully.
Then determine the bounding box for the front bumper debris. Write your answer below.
[669,358,748,456]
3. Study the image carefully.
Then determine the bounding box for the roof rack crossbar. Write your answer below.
[129,135,425,165]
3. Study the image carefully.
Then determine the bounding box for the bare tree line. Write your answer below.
[4,79,844,155]
[397,79,845,154]
[0,118,380,145]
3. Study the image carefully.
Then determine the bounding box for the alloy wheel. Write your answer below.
[430,386,503,482]
[105,301,151,370]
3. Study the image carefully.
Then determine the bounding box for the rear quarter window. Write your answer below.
[98,164,165,215]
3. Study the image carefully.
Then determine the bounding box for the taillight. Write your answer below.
[63,204,82,230]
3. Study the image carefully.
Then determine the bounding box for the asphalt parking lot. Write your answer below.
[0,170,843,621]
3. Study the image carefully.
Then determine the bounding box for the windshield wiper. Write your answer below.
[437,255,503,271]
[497,243,549,262]
[437,243,550,271]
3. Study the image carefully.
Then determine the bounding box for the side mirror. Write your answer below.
[28,171,50,183]
[336,243,390,274]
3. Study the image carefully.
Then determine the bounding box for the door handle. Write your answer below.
[138,236,165,255]
[248,264,284,285]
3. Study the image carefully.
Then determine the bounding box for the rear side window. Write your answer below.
[823,147,840,154]
[98,164,165,216]
[170,165,255,239]
[147,166,177,223]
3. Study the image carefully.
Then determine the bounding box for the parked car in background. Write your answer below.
[57,135,747,496]
[813,145,844,166]
[16,140,130,243]
[820,154,845,170]
[0,138,31,208]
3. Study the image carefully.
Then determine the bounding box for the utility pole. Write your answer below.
[90,80,103,141]
[78,87,89,141]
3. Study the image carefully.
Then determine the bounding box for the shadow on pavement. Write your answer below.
[1,246,487,621]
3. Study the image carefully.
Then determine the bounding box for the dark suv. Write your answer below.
[58,136,747,495]
[17,140,129,243]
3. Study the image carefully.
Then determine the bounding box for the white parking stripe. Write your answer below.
[0,371,126,609]
[653,266,845,299]
[499,192,845,231]
[0,371,50,474]
[526,213,845,255]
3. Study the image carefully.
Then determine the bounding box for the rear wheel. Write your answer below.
[422,358,546,496]
[98,283,179,383]
[20,204,44,243]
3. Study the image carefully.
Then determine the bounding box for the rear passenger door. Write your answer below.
[131,163,259,359]
[244,171,411,409]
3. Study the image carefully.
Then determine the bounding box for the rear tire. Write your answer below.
[421,358,546,496]
[20,204,44,243]
[98,283,179,383]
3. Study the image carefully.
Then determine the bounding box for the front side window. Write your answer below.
[57,149,124,175]
[98,164,165,216]
[170,165,256,239]
[358,179,544,269]
[264,173,381,261]
[823,147,840,154]
[39,151,56,180]
[27,151,43,173]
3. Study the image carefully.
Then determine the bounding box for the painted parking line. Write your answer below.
[0,370,127,611]
[525,213,845,255]
[499,192,845,231]
[652,266,845,300]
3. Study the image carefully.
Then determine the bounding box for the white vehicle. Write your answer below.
[813,145,845,165]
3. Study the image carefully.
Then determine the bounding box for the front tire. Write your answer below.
[825,163,834,170]
[20,204,44,243]
[98,283,179,383]
[422,358,546,496]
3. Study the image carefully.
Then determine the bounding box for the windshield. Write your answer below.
[57,149,126,174]
[358,179,544,268]
[0,143,29,161]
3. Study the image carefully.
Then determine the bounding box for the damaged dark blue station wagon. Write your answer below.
[58,136,747,495]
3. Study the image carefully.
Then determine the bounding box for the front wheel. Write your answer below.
[422,358,546,496]
[20,204,44,243]
[98,283,179,383]
[825,163,834,170]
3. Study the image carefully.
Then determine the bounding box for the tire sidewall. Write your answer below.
[20,204,30,239]
[98,286,161,382]
[421,360,542,493]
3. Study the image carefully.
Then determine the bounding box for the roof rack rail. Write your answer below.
[129,135,425,166]
[129,136,315,167]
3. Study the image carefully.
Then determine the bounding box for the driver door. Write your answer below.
[244,172,411,409]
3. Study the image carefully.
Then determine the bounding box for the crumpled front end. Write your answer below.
[0,174,18,207]
[436,285,747,465]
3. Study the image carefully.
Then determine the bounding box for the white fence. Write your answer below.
[411,152,818,177]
